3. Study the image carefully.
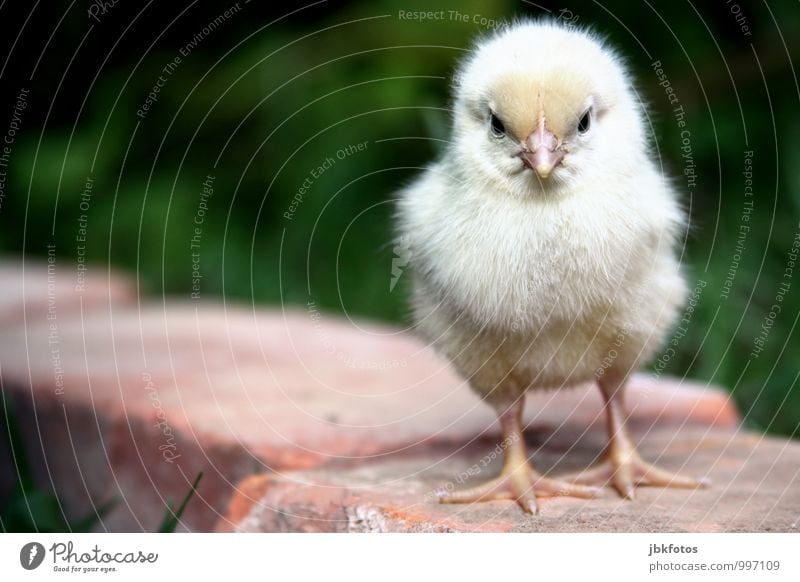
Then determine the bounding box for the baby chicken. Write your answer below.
[396,21,706,514]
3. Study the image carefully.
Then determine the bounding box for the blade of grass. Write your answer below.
[157,472,203,533]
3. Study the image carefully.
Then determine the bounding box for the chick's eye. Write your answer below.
[577,110,591,134]
[490,112,506,137]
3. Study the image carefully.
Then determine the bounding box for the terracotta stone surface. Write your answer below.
[0,302,738,466]
[0,262,757,531]
[222,428,800,533]
[0,258,135,325]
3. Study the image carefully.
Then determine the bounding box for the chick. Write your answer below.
[396,21,706,514]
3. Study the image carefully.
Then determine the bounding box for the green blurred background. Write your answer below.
[1,0,798,437]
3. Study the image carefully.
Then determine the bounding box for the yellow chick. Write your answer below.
[396,20,706,514]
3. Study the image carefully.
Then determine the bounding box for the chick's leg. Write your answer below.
[565,374,709,499]
[439,397,599,514]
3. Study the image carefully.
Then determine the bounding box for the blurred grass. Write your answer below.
[0,396,202,532]
[0,0,798,437]
[0,393,101,532]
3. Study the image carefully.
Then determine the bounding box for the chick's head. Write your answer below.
[452,21,645,198]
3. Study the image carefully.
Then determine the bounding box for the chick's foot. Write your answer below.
[562,450,709,500]
[563,374,709,500]
[437,397,599,514]
[439,463,600,514]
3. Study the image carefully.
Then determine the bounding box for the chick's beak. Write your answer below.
[519,119,564,179]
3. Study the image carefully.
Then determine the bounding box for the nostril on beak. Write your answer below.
[527,119,558,153]
[520,119,563,179]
